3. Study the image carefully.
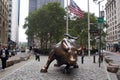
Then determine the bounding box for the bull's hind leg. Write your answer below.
[63,64,70,73]
[40,50,55,73]
[54,57,62,67]
[73,63,79,68]
[54,61,61,67]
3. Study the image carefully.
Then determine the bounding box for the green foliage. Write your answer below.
[23,2,106,49]
[68,12,100,48]
[23,2,66,49]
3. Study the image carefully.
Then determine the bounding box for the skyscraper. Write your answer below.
[8,0,20,44]
[29,0,64,13]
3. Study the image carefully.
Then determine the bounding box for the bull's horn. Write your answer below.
[64,34,79,40]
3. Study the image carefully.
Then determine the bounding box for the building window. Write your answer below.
[8,20,11,23]
[9,9,12,12]
[8,25,11,28]
[0,6,2,12]
[0,17,1,24]
[9,14,11,17]
[8,30,11,33]
[9,4,12,7]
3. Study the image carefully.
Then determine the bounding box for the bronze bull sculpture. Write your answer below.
[40,34,81,73]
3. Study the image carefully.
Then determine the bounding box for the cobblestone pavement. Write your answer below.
[103,50,120,65]
[0,55,114,80]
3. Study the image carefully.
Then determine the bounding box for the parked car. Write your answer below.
[21,47,26,52]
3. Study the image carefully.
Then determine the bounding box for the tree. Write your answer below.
[24,3,107,50]
[23,2,66,49]
[68,12,99,48]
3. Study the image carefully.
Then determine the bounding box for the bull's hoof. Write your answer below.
[54,64,60,67]
[73,64,79,68]
[63,68,70,74]
[40,68,47,73]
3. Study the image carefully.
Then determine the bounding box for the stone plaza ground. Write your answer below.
[0,54,118,80]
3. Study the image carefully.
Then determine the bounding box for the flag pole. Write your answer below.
[66,0,68,34]
[88,0,91,56]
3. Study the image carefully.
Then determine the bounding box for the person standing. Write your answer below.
[33,47,40,62]
[0,46,9,70]
[29,46,32,54]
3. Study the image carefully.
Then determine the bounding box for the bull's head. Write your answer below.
[61,38,81,65]
[67,48,78,65]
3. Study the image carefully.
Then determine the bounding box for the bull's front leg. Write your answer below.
[73,63,79,68]
[40,50,55,73]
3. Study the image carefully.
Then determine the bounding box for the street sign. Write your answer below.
[98,17,104,23]
[89,29,99,33]
[90,29,99,36]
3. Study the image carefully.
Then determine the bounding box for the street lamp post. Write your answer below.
[93,0,104,67]
[66,0,69,34]
[98,1,102,67]
[88,0,91,57]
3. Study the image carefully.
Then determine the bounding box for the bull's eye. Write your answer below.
[68,49,71,53]
[75,51,77,54]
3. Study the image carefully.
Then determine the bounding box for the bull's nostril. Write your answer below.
[70,57,76,61]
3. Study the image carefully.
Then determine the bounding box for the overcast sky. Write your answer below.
[19,0,107,42]
[19,0,29,42]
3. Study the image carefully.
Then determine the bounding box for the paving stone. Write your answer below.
[0,56,115,80]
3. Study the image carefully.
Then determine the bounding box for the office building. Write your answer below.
[8,0,20,45]
[105,0,118,51]
[29,0,64,13]
[116,0,120,43]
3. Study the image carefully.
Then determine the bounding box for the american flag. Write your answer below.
[69,0,84,18]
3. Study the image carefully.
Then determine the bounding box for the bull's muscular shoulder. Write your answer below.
[54,41,61,48]
[53,38,69,50]
[53,37,77,50]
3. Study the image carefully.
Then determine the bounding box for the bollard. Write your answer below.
[81,50,84,64]
[81,55,84,64]
[100,54,103,62]
[93,54,96,63]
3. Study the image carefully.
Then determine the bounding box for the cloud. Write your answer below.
[19,0,29,42]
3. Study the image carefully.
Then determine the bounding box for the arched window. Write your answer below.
[3,21,5,27]
[0,17,1,24]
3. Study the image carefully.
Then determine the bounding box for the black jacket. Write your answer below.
[0,48,9,59]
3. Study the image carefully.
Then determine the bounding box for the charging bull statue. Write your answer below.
[40,34,81,73]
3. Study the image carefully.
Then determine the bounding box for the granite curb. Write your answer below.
[103,51,120,80]
[6,53,31,68]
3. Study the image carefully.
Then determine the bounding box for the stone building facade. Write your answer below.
[105,0,120,51]
[0,0,8,47]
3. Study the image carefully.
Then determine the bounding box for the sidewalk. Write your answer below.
[0,55,118,80]
[103,50,120,80]
[0,52,31,69]
[104,50,120,55]
[103,50,120,65]
[0,55,34,79]
[77,55,117,80]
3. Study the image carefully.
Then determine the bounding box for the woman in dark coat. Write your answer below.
[0,46,9,69]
